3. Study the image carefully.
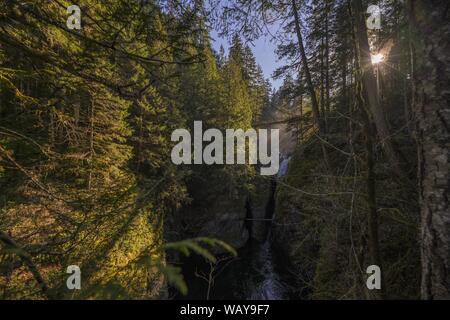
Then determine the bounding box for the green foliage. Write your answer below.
[0,0,268,300]
[166,237,238,263]
[162,237,237,295]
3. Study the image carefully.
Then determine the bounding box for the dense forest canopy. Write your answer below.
[0,0,449,300]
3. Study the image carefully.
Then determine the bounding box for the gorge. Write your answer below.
[173,157,294,300]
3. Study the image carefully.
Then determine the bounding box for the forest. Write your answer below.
[0,0,449,300]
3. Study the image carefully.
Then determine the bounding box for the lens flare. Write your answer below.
[371,53,385,64]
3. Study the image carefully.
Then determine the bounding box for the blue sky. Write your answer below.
[210,30,285,90]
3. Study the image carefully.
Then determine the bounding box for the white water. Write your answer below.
[277,156,291,178]
[180,156,292,300]
[248,240,286,300]
[248,156,291,300]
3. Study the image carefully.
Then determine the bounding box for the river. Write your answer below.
[176,157,293,300]
[176,238,293,300]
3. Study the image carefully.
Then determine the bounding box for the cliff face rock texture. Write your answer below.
[165,175,278,257]
[165,192,249,256]
[248,177,275,242]
[198,197,249,252]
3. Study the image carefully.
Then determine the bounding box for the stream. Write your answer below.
[177,238,293,300]
[177,157,292,300]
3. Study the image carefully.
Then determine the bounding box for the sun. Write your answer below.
[371,53,385,65]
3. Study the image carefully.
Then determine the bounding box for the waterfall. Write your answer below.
[176,156,293,300]
[246,155,291,300]
[277,156,291,178]
[248,240,286,300]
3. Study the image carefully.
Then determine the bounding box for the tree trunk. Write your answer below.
[0,231,54,300]
[408,0,450,300]
[320,37,326,119]
[299,91,303,142]
[291,0,325,134]
[325,0,331,115]
[351,0,403,177]
[88,97,95,190]
[355,73,386,299]
[349,1,386,298]
[342,55,347,105]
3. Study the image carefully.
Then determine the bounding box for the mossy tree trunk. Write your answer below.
[408,0,450,300]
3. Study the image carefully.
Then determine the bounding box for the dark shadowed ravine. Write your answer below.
[177,238,294,300]
[176,158,294,300]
